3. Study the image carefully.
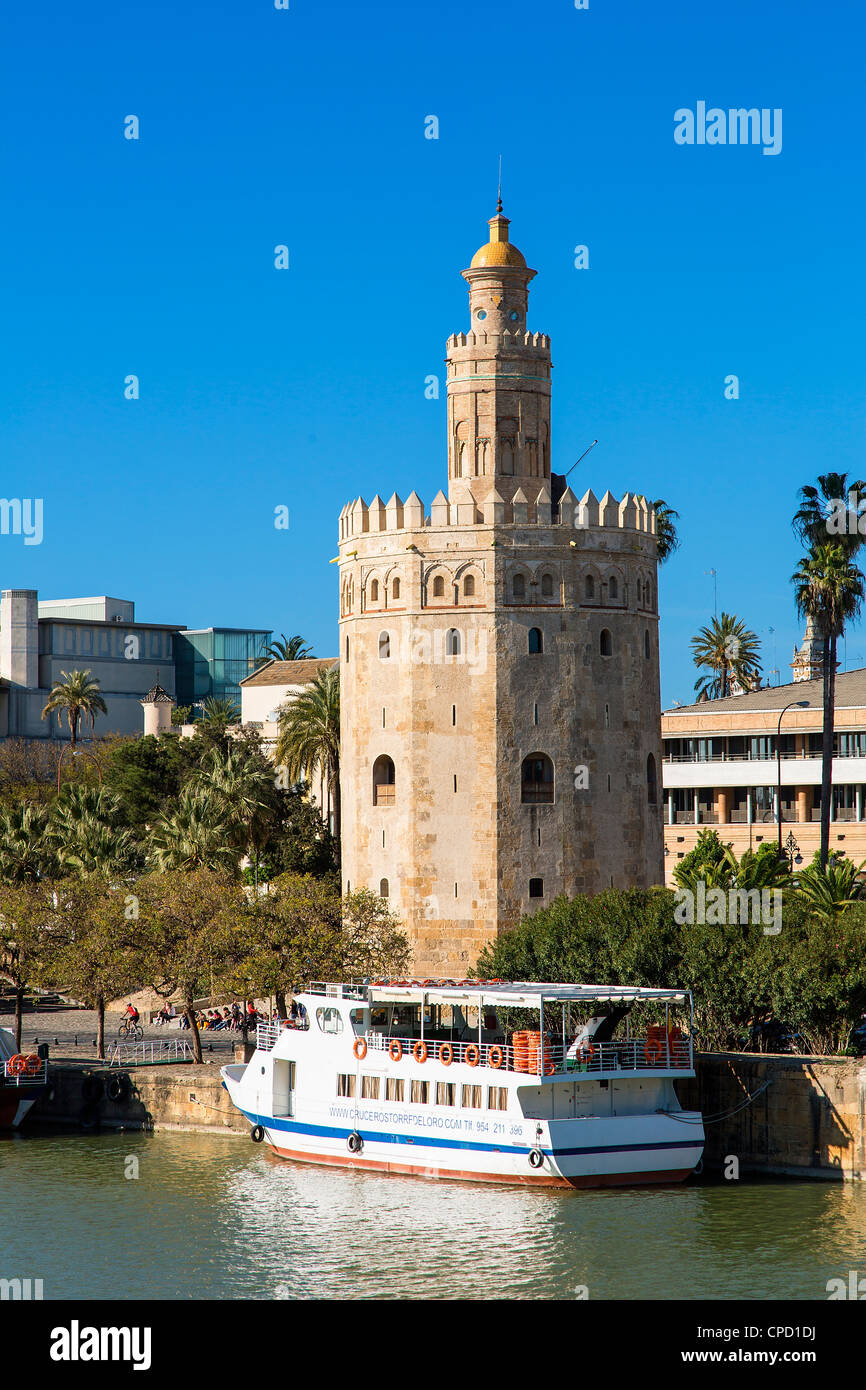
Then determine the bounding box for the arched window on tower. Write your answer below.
[379,878,389,899]
[512,574,526,602]
[521,753,555,805]
[432,575,445,598]
[378,631,391,660]
[446,629,461,657]
[541,573,554,598]
[585,575,595,601]
[647,753,658,806]
[372,755,395,807]
[391,577,401,601]
[608,576,618,601]
[528,628,543,655]
[644,629,651,659]
[463,574,475,598]
[370,579,379,603]
[600,629,613,657]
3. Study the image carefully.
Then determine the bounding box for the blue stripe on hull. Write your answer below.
[238,1108,701,1160]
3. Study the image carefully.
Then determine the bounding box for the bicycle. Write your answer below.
[117,1018,144,1041]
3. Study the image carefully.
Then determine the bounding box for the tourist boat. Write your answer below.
[221,980,705,1187]
[0,1026,49,1130]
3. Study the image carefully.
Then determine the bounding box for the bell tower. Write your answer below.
[446,203,552,509]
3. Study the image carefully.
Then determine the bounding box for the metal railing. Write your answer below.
[2,1057,48,1086]
[107,1040,196,1067]
[363,1033,693,1075]
[255,1019,310,1052]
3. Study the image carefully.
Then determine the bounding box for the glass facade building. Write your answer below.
[175,628,272,712]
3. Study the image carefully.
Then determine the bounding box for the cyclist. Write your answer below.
[124,1003,140,1027]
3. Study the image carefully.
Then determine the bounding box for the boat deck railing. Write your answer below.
[256,1020,309,1052]
[2,1056,48,1086]
[363,1033,693,1076]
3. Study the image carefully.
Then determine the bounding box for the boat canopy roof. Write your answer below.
[306,981,690,1008]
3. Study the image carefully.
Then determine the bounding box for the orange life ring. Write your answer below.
[389,1039,403,1062]
[488,1045,504,1070]
[465,1044,480,1067]
[439,1043,453,1067]
[645,1039,663,1065]
[7,1055,27,1076]
[23,1054,42,1076]
[413,1041,428,1064]
[353,1037,367,1061]
[579,1042,595,1059]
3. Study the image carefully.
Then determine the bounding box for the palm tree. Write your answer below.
[792,544,865,868]
[691,613,761,700]
[258,633,314,664]
[650,499,680,563]
[149,786,237,871]
[193,746,274,880]
[41,670,107,749]
[792,472,866,557]
[795,855,866,923]
[49,787,136,876]
[0,804,55,883]
[274,666,341,856]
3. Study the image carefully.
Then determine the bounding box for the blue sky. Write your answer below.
[1,0,864,706]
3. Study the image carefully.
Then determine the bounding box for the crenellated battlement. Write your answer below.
[446,329,550,352]
[338,487,656,543]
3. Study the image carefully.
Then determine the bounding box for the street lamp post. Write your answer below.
[57,746,103,794]
[777,700,810,860]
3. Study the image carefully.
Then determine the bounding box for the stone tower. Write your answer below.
[338,207,664,974]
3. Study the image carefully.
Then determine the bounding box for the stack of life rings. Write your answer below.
[511,1031,555,1075]
[6,1054,42,1077]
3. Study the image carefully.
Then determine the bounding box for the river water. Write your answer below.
[3,1129,863,1300]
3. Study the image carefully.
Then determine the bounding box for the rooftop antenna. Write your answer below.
[497,155,502,212]
[562,439,599,481]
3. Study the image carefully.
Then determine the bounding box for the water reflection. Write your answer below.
[3,1131,865,1300]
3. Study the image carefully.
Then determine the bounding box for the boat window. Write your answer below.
[436,1081,456,1106]
[385,1077,404,1101]
[349,1008,368,1036]
[317,1006,344,1035]
[336,1073,356,1097]
[461,1084,483,1109]
[487,1086,508,1111]
[361,1075,381,1099]
[410,1079,429,1104]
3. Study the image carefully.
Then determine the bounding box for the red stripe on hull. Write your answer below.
[266,1143,692,1189]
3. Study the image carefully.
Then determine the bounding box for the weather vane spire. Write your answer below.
[497,155,503,213]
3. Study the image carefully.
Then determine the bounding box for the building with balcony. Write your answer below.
[662,666,866,879]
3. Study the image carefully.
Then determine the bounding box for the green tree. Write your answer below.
[53,876,141,1059]
[274,666,341,855]
[341,889,410,978]
[229,874,344,1016]
[0,880,60,1049]
[650,499,680,563]
[794,854,866,924]
[48,785,139,876]
[101,733,190,829]
[41,670,107,749]
[135,869,243,1062]
[690,612,762,700]
[193,744,275,879]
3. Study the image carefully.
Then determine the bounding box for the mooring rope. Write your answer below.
[660,1078,773,1124]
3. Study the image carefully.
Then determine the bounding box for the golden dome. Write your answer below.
[470,240,527,268]
[469,208,526,269]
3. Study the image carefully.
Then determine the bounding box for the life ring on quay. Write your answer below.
[439,1043,453,1067]
[7,1055,27,1076]
[528,1148,545,1169]
[105,1072,129,1103]
[465,1044,480,1068]
[413,1041,428,1064]
[389,1039,403,1062]
[353,1037,367,1061]
[488,1045,504,1070]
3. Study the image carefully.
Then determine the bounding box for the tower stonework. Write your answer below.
[338,209,664,974]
